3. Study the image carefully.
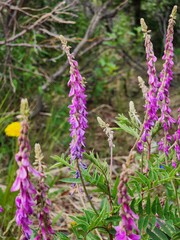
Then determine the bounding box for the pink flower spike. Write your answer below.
[60,36,88,171]
[11,99,40,239]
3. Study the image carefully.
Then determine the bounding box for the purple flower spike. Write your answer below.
[157,6,177,153]
[139,19,160,148]
[11,99,40,239]
[115,164,140,239]
[172,108,180,166]
[60,36,88,168]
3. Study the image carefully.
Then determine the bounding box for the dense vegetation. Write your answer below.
[0,1,179,239]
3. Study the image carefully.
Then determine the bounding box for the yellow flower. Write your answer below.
[5,122,21,137]
[70,221,77,226]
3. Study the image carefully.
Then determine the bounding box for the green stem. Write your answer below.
[76,159,98,215]
[171,180,180,216]
[98,165,113,212]
[84,226,113,240]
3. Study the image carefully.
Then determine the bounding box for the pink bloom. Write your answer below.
[0,206,3,213]
[139,19,159,151]
[61,38,88,170]
[157,9,176,154]
[116,165,140,239]
[114,226,140,240]
[11,102,40,239]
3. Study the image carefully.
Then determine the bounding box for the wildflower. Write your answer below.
[157,6,177,155]
[137,141,143,153]
[172,108,180,166]
[172,160,177,168]
[60,35,88,168]
[34,143,54,240]
[0,206,3,213]
[11,99,40,239]
[115,163,140,240]
[5,121,21,137]
[138,19,159,152]
[114,226,140,240]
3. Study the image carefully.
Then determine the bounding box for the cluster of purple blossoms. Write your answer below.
[137,7,177,158]
[60,36,88,171]
[137,19,160,153]
[11,99,40,240]
[114,164,140,240]
[34,144,54,240]
[158,7,177,156]
[172,108,180,167]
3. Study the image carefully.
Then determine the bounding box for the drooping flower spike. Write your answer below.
[60,35,88,172]
[11,99,40,239]
[34,143,54,240]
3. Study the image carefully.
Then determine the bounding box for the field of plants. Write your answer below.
[0,1,179,239]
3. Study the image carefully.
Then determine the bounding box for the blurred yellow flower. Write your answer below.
[5,122,21,137]
[70,221,77,226]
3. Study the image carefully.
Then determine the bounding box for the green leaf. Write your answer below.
[155,197,164,218]
[60,178,82,184]
[51,155,73,169]
[152,227,169,240]
[115,121,139,138]
[130,198,136,212]
[151,216,157,230]
[138,199,143,215]
[52,212,63,225]
[169,166,180,178]
[105,215,121,223]
[55,232,70,240]
[145,194,151,214]
[70,216,89,230]
[147,228,161,240]
[143,216,149,231]
[88,204,107,231]
[127,184,134,197]
[112,177,119,198]
[163,200,169,219]
[84,209,95,223]
[157,220,173,237]
[172,231,180,240]
[136,172,151,188]
[138,216,144,233]
[152,198,157,215]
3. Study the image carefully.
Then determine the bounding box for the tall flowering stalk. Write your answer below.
[11,99,39,240]
[137,19,159,153]
[172,108,180,168]
[158,6,177,156]
[34,144,54,240]
[60,35,88,171]
[115,154,140,240]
